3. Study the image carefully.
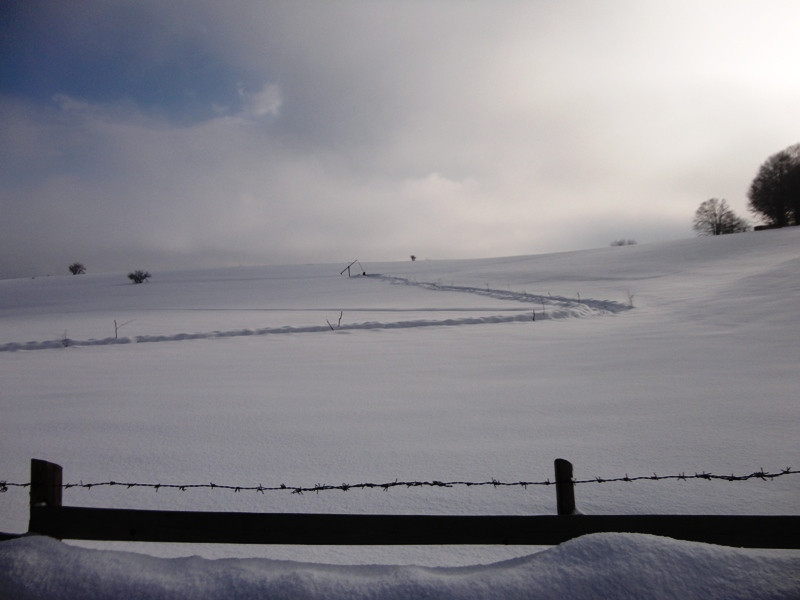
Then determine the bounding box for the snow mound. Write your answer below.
[1,533,799,600]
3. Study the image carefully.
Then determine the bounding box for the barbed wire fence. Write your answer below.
[2,467,797,496]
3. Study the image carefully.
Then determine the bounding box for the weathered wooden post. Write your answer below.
[554,458,576,516]
[30,459,62,508]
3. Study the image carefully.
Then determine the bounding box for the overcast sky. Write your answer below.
[1,1,798,278]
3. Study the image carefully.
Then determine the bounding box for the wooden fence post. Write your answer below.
[30,459,62,508]
[554,458,576,515]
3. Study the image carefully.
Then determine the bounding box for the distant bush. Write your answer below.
[610,239,637,246]
[68,262,86,275]
[128,270,151,284]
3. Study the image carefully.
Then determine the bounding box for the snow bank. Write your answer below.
[2,533,799,600]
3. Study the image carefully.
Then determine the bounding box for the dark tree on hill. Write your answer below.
[68,262,86,275]
[747,143,800,227]
[693,198,749,236]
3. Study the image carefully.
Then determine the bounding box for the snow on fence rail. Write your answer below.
[2,459,799,548]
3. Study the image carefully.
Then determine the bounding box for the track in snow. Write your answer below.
[374,274,630,314]
[0,277,631,352]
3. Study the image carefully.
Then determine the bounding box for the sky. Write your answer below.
[1,1,799,279]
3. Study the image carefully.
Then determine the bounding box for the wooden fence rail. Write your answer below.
[20,459,800,549]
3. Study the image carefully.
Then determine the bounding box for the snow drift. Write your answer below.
[2,533,799,600]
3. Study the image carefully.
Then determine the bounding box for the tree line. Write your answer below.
[694,142,799,236]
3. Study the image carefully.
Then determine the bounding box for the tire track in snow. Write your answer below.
[0,279,629,352]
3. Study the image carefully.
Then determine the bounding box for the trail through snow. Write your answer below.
[0,275,628,352]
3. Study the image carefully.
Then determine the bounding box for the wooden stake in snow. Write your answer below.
[114,319,134,340]
[326,312,344,331]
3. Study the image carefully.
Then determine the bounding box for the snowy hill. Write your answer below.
[1,228,799,598]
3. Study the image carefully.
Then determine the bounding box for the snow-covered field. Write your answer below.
[1,228,799,598]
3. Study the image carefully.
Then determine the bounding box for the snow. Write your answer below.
[2,533,799,600]
[1,228,799,598]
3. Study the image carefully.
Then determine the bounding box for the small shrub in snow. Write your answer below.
[128,270,151,284]
[68,262,86,275]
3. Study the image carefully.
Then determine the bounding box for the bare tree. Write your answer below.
[693,198,749,236]
[68,262,86,275]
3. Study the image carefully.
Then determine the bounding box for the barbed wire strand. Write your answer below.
[1,468,797,495]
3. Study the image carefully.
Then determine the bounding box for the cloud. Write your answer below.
[238,83,282,119]
[2,1,800,278]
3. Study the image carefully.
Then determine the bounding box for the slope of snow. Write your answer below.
[1,228,799,596]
